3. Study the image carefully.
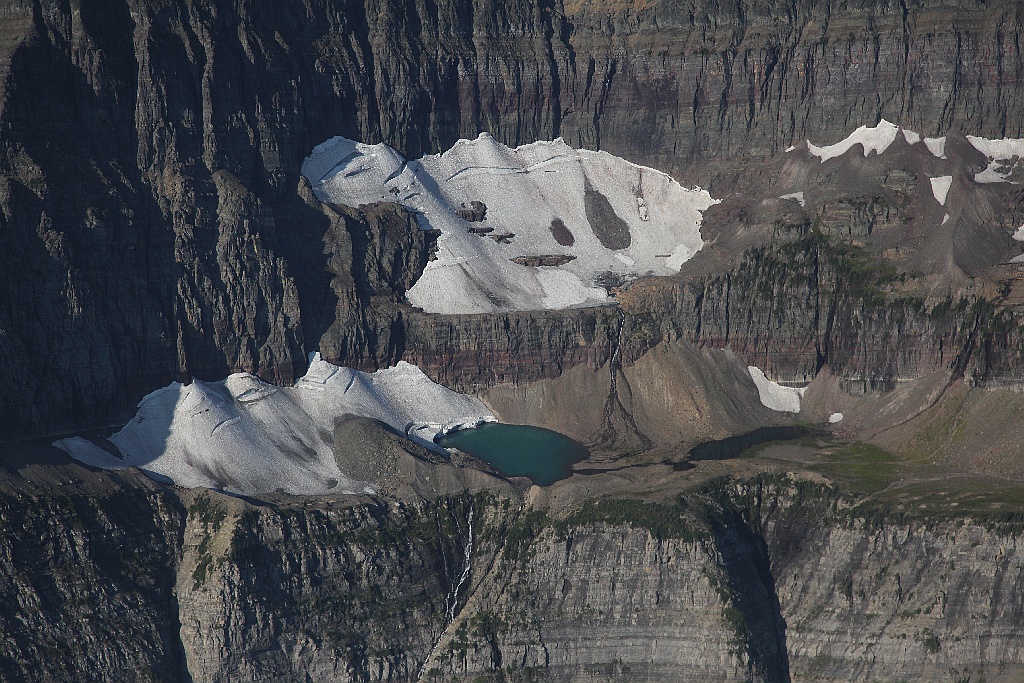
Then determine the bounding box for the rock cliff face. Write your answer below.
[3,0,1024,439]
[2,465,1024,683]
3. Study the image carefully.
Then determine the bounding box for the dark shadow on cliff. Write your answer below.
[0,5,180,440]
[704,494,792,683]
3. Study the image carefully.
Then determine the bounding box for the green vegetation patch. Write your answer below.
[809,442,901,494]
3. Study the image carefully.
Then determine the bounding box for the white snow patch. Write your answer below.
[53,356,495,496]
[902,129,922,144]
[828,412,844,424]
[1010,253,1024,264]
[807,120,899,162]
[1013,225,1024,242]
[941,214,950,225]
[967,136,1024,184]
[747,366,806,413]
[785,145,797,153]
[302,133,718,313]
[930,176,953,205]
[534,269,607,308]
[778,191,806,207]
[924,137,947,159]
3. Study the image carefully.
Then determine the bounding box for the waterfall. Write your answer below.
[417,504,475,681]
[445,506,474,624]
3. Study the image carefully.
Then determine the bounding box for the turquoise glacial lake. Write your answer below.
[437,422,589,486]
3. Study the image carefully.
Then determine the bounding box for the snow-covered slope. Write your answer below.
[302,134,718,313]
[748,366,806,413]
[967,136,1024,184]
[807,120,900,161]
[53,356,494,496]
[806,120,946,162]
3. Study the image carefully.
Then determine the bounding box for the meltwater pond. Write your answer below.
[437,423,589,486]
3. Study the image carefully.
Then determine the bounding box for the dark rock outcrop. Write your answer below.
[1,0,1023,442]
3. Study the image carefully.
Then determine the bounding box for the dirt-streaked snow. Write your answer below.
[302,133,718,313]
[53,356,494,496]
[747,366,806,413]
[930,176,953,205]
[807,120,900,162]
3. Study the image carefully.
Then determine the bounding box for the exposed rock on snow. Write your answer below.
[778,191,806,207]
[53,356,494,496]
[747,366,806,413]
[967,136,1024,183]
[302,134,718,313]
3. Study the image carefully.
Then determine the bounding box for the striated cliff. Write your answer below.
[2,461,1024,682]
[3,0,1024,439]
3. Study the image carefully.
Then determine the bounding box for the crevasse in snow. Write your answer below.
[302,133,718,314]
[53,355,495,496]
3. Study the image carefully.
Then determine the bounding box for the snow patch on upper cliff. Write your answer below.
[808,120,900,162]
[748,366,806,413]
[53,356,494,496]
[302,133,718,313]
[811,122,952,162]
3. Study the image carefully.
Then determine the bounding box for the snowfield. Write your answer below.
[967,136,1024,184]
[53,355,494,496]
[748,366,806,413]
[302,133,718,314]
[930,176,953,205]
[808,120,900,161]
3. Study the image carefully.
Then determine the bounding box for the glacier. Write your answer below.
[53,355,495,496]
[302,133,718,314]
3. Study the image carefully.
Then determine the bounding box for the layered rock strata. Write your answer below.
[3,0,1024,439]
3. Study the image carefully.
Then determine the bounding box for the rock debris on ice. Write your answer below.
[53,355,494,496]
[967,136,1024,184]
[748,366,806,413]
[302,133,718,313]
[778,191,806,207]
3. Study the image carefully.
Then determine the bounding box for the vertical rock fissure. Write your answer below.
[588,308,653,455]
[707,500,791,683]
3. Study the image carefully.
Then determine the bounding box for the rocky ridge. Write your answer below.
[3,0,1024,439]
[2,462,1024,682]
